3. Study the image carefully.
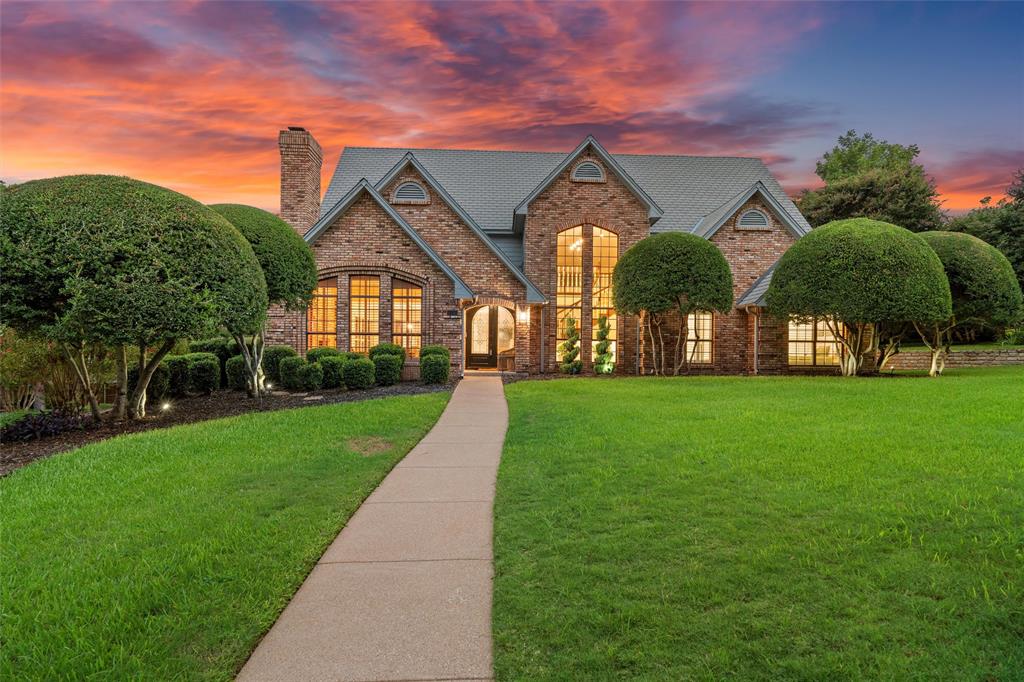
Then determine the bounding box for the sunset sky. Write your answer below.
[2,1,1021,213]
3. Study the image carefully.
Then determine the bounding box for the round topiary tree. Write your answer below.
[613,232,733,375]
[766,218,952,376]
[917,231,1023,375]
[1,175,268,418]
[210,204,317,398]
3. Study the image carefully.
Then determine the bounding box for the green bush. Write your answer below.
[225,355,248,391]
[369,342,405,364]
[127,363,170,402]
[343,357,376,390]
[341,351,365,361]
[164,355,191,397]
[559,317,583,375]
[307,346,341,363]
[320,356,348,389]
[187,353,220,395]
[279,356,307,390]
[189,338,239,387]
[296,362,323,391]
[420,353,450,384]
[373,353,403,386]
[419,344,450,360]
[262,345,298,385]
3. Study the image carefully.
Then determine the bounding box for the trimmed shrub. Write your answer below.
[419,344,450,360]
[320,356,348,389]
[559,317,582,375]
[187,353,220,394]
[420,353,450,384]
[767,218,951,376]
[297,362,323,391]
[343,357,376,390]
[164,355,191,397]
[225,355,248,391]
[369,342,405,364]
[127,363,170,402]
[189,337,239,387]
[279,356,307,390]
[262,345,298,385]
[341,351,365,361]
[373,353,403,386]
[307,346,341,363]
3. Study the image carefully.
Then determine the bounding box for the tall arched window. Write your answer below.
[591,227,618,363]
[556,226,583,360]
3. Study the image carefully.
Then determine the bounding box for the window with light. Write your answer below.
[591,227,618,362]
[788,318,841,366]
[306,278,337,349]
[686,312,713,364]
[349,275,380,354]
[556,226,583,360]
[392,280,422,358]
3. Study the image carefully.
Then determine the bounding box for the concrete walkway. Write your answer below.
[238,375,507,682]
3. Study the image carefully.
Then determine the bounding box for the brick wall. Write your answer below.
[278,128,322,235]
[882,349,1024,370]
[265,192,464,374]
[523,150,650,374]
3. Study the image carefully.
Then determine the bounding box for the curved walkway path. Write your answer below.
[238,375,507,682]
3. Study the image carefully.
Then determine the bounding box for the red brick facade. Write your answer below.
[268,130,816,377]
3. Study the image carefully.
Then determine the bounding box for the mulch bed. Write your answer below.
[0,381,457,477]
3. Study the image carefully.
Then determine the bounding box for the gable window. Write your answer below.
[686,312,713,364]
[556,226,583,360]
[591,227,618,363]
[392,280,422,358]
[349,275,380,354]
[788,318,841,366]
[307,278,338,349]
[571,161,605,183]
[392,181,428,204]
[738,209,770,229]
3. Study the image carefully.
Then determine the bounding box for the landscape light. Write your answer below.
[161,402,171,412]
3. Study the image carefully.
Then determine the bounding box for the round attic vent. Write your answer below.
[393,181,428,203]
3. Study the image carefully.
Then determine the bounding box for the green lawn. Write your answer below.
[494,367,1024,680]
[2,393,448,680]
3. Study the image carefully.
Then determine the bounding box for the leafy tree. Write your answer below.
[613,232,732,375]
[593,315,614,374]
[559,317,582,374]
[815,130,924,183]
[946,169,1024,291]
[766,218,951,376]
[798,169,944,232]
[916,232,1023,376]
[0,175,267,419]
[210,204,317,397]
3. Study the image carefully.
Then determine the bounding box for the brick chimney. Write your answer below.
[278,126,323,235]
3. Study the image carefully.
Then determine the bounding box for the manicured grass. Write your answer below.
[494,368,1023,680]
[2,394,448,680]
[901,341,1024,352]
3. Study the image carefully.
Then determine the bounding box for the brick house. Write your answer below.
[269,127,841,377]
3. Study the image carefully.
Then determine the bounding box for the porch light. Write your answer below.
[517,306,530,323]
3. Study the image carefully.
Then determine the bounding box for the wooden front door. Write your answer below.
[466,305,497,368]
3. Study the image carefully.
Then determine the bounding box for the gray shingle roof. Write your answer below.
[736,260,780,308]
[321,145,810,236]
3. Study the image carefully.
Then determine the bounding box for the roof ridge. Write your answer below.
[339,145,766,162]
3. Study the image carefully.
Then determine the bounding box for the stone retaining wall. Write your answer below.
[883,349,1024,371]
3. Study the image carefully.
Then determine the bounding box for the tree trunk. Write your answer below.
[113,346,128,420]
[673,313,684,376]
[61,341,102,422]
[638,311,647,376]
[128,339,175,419]
[234,330,267,401]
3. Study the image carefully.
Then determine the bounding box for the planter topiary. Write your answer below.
[369,342,405,364]
[307,346,341,363]
[343,357,376,390]
[373,353,403,386]
[297,362,324,391]
[225,355,248,391]
[186,353,220,395]
[419,344,450,361]
[262,345,298,385]
[320,356,348,389]
[420,354,450,384]
[279,356,307,390]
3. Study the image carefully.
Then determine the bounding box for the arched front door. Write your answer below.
[466,305,514,369]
